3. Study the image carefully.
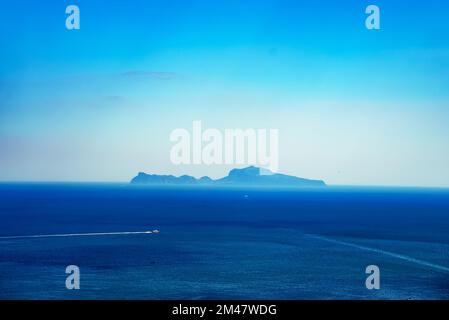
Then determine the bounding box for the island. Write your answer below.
[130,166,326,188]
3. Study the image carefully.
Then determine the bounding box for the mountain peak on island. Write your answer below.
[228,166,262,177]
[131,166,326,188]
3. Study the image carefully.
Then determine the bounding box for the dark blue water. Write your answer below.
[1,184,449,299]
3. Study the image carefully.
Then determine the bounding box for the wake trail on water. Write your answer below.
[0,230,158,240]
[308,234,449,273]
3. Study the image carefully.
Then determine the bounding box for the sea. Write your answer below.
[0,183,449,300]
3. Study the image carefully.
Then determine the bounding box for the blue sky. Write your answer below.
[0,0,449,186]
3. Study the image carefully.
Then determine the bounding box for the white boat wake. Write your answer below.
[0,230,159,240]
[308,234,449,273]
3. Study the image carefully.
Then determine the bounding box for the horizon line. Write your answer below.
[0,180,448,190]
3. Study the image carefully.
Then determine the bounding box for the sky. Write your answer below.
[0,0,449,186]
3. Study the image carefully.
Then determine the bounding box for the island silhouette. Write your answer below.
[131,166,326,187]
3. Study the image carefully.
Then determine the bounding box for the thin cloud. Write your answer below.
[119,71,178,80]
[104,95,125,102]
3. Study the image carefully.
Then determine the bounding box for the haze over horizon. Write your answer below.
[1,0,449,187]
